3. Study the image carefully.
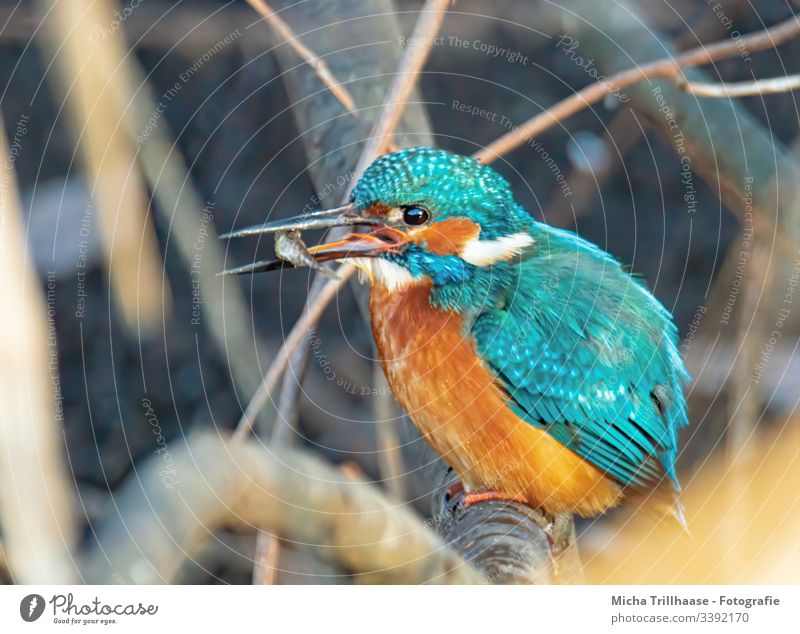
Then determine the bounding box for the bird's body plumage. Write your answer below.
[351,148,690,520]
[370,278,623,516]
[227,146,691,521]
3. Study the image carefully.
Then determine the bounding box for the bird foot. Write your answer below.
[460,490,529,508]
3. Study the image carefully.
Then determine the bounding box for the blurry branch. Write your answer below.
[0,541,7,580]
[4,2,252,50]
[40,1,269,412]
[37,0,170,335]
[690,135,800,473]
[721,234,771,580]
[544,106,640,228]
[374,365,408,501]
[121,63,270,419]
[0,115,78,583]
[82,431,481,584]
[725,238,771,462]
[245,0,357,114]
[584,419,800,583]
[252,341,313,585]
[175,531,344,584]
[474,15,800,165]
[678,73,800,97]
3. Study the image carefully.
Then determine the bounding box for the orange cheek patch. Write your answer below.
[411,218,480,256]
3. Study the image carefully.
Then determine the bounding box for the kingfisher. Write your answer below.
[223,147,690,524]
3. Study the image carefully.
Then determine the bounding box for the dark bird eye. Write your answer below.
[402,206,429,226]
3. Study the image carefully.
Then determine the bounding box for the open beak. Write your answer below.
[220,204,407,276]
[306,227,408,261]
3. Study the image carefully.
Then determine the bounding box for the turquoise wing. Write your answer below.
[472,309,685,489]
[469,231,690,491]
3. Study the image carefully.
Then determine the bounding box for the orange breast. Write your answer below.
[369,281,622,517]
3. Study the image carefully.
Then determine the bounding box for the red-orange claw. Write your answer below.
[460,490,529,509]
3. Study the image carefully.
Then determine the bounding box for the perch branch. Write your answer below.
[474,15,800,163]
[82,431,481,584]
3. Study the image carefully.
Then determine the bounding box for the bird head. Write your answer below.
[223,147,535,297]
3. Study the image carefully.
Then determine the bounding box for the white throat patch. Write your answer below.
[460,232,534,266]
[349,257,420,292]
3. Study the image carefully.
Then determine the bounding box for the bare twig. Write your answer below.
[474,15,800,163]
[679,73,800,97]
[251,343,311,585]
[373,364,408,501]
[245,0,357,114]
[233,266,352,440]
[0,115,78,583]
[82,431,481,584]
[251,530,281,585]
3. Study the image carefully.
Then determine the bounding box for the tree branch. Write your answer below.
[37,0,171,334]
[245,0,357,114]
[82,431,481,584]
[473,15,800,164]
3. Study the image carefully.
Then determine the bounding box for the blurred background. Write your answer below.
[0,0,797,585]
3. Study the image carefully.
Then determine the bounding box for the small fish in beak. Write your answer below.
[275,230,339,280]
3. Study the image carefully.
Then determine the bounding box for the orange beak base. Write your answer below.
[307,227,408,262]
